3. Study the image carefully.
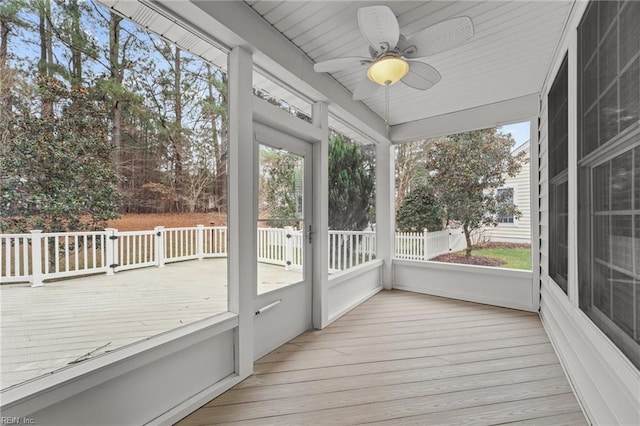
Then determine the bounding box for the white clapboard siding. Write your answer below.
[485,143,532,244]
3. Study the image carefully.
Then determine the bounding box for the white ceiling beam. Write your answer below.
[390,93,540,144]
[149,0,389,144]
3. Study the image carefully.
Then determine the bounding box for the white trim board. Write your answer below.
[390,94,539,144]
[327,261,384,326]
[254,97,323,143]
[393,260,537,313]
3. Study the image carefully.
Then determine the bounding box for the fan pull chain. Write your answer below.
[385,82,390,130]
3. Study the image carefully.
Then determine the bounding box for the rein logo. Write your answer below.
[1,418,35,425]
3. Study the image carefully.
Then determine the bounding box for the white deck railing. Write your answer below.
[1,225,475,287]
[0,226,231,286]
[328,230,376,271]
[395,227,472,260]
[1,226,377,286]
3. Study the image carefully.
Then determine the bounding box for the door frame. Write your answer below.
[252,122,314,360]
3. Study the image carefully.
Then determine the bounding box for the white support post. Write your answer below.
[566,29,579,307]
[423,229,429,261]
[228,46,254,378]
[312,101,329,329]
[196,225,204,260]
[104,228,117,275]
[284,226,294,271]
[30,230,43,287]
[154,226,165,268]
[376,140,394,290]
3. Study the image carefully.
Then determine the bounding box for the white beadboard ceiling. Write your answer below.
[101,0,573,141]
[245,1,574,127]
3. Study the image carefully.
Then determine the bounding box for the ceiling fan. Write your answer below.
[313,6,474,101]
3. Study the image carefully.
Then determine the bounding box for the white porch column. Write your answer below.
[228,46,254,378]
[376,140,394,290]
[312,101,329,329]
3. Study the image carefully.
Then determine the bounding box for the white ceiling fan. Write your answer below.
[313,6,474,101]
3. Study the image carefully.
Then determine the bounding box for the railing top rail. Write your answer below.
[163,227,200,232]
[328,230,376,235]
[41,231,108,237]
[163,226,226,232]
[114,230,156,236]
[0,233,32,238]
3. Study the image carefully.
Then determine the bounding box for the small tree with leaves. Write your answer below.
[396,185,443,232]
[426,128,526,256]
[1,79,120,233]
[328,134,374,231]
[259,146,302,228]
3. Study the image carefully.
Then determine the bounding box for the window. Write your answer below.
[496,187,516,224]
[328,129,376,272]
[548,55,569,293]
[577,0,639,369]
[395,125,531,270]
[0,1,230,390]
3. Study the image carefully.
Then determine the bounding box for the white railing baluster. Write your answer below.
[92,234,97,268]
[72,235,78,271]
[63,235,68,272]
[3,237,9,277]
[44,236,49,275]
[30,231,42,287]
[21,236,28,277]
[123,235,128,266]
[13,238,19,277]
[82,235,88,271]
[53,236,59,274]
[197,225,204,260]
[135,234,140,264]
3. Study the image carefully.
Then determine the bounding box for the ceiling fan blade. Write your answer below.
[353,77,381,100]
[404,16,474,58]
[314,57,370,73]
[358,6,400,53]
[402,61,441,90]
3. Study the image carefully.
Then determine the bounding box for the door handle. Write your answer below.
[307,225,314,244]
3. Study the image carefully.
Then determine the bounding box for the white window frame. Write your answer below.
[496,186,518,226]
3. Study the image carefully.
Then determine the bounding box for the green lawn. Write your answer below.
[471,247,532,270]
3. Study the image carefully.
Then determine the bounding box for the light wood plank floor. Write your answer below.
[0,259,299,389]
[178,290,587,426]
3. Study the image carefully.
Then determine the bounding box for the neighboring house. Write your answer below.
[486,140,531,244]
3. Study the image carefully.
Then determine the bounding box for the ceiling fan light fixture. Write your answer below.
[367,56,409,86]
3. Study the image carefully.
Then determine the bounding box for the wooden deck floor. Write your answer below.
[0,259,299,390]
[178,290,587,426]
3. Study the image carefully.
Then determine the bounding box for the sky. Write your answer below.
[500,121,530,146]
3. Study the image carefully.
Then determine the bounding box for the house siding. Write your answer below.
[485,146,532,244]
[537,2,640,425]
